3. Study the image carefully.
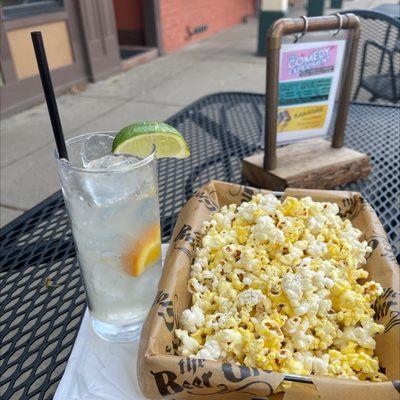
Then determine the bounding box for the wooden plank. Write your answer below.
[242,139,371,190]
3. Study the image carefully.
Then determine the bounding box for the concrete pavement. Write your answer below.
[1,20,266,226]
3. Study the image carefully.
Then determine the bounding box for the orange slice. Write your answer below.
[122,223,161,277]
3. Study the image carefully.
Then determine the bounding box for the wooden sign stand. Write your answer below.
[242,14,371,191]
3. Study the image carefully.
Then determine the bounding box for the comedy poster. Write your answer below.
[276,40,346,143]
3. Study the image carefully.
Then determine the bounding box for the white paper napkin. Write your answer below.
[54,244,169,400]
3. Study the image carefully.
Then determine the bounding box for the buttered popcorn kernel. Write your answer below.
[175,194,386,381]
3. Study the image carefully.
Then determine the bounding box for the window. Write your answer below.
[1,1,64,20]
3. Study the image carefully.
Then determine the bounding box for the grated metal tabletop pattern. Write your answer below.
[1,93,399,399]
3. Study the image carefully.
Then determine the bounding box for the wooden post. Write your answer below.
[257,0,288,56]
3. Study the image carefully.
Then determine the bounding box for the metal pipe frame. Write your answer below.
[264,14,361,170]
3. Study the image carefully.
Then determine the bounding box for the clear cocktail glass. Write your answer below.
[55,132,161,342]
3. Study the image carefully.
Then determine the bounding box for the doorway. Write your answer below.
[112,0,160,69]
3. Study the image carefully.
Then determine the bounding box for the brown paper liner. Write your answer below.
[312,376,400,400]
[138,181,400,399]
[283,382,320,400]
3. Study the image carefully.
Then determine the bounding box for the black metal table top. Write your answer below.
[1,93,399,399]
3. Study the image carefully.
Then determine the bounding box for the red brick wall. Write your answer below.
[159,0,255,53]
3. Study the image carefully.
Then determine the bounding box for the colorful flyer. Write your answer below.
[278,104,328,132]
[279,78,332,106]
[280,45,338,81]
[276,40,346,143]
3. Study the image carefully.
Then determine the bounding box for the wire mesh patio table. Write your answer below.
[1,92,399,399]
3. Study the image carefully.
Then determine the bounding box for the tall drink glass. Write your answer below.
[55,132,161,342]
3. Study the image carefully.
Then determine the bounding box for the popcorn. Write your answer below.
[237,289,266,308]
[176,194,385,381]
[253,215,285,245]
[180,306,205,333]
[307,239,328,257]
[175,329,200,356]
[282,273,303,307]
[196,339,223,360]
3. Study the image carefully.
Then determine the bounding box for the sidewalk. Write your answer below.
[0,0,396,226]
[1,20,265,226]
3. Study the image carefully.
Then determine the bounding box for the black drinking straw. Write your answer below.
[31,31,69,160]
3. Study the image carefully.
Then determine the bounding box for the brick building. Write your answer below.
[1,0,256,116]
[159,0,255,52]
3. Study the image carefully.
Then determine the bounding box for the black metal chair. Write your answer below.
[339,9,400,104]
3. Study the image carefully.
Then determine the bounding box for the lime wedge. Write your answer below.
[112,121,190,159]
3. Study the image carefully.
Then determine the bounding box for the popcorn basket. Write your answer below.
[138,180,399,400]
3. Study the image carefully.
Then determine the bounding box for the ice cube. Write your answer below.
[86,154,131,170]
[81,154,149,206]
[80,133,114,167]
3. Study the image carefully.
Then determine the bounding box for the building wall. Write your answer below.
[113,0,145,45]
[7,20,73,80]
[0,0,121,117]
[113,0,144,31]
[159,0,255,53]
